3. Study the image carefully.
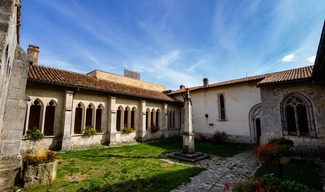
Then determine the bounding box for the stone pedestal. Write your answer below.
[23,161,58,187]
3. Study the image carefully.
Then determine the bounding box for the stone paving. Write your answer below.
[168,147,260,192]
[166,147,325,192]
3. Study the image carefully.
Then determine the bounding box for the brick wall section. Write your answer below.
[260,82,325,154]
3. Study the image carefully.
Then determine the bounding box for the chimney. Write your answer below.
[27,44,39,65]
[203,78,209,87]
[180,85,186,90]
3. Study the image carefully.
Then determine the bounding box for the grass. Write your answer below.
[255,159,322,190]
[20,139,249,192]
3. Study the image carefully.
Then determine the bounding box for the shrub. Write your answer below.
[150,125,159,133]
[122,127,134,134]
[83,125,97,137]
[255,143,295,165]
[231,175,318,192]
[26,127,44,141]
[23,148,56,166]
[212,131,229,144]
[268,137,294,146]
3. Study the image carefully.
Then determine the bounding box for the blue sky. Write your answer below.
[20,0,325,90]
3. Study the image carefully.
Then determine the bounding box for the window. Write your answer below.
[151,109,155,127]
[281,93,315,137]
[146,108,150,130]
[131,107,136,129]
[86,104,94,128]
[95,105,102,132]
[218,94,226,120]
[156,109,160,128]
[74,103,83,134]
[44,101,55,136]
[124,107,129,128]
[28,99,42,131]
[116,106,122,131]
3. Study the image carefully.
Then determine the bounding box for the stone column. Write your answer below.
[183,89,195,154]
[61,90,74,150]
[138,100,147,141]
[108,96,117,145]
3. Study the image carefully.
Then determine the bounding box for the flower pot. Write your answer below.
[279,156,291,164]
[23,160,58,187]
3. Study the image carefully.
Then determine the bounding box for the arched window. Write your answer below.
[281,93,315,137]
[156,109,160,128]
[116,106,122,131]
[28,99,42,131]
[96,105,103,132]
[44,100,56,136]
[124,107,130,128]
[74,103,84,134]
[86,104,94,128]
[146,108,150,130]
[131,107,136,129]
[151,109,155,127]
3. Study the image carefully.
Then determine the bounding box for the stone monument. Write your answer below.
[169,88,209,162]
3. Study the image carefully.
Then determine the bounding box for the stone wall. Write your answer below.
[260,81,325,154]
[0,0,28,190]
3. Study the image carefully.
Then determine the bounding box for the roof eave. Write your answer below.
[257,78,312,87]
[27,79,181,103]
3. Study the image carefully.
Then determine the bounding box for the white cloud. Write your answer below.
[281,54,295,62]
[306,56,316,63]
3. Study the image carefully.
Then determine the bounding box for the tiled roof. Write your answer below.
[257,65,313,86]
[168,74,266,95]
[28,65,180,103]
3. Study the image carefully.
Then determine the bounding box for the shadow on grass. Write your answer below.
[145,138,251,158]
[75,166,203,192]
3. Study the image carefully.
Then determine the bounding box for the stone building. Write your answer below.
[0,0,29,189]
[0,0,325,189]
[23,49,182,151]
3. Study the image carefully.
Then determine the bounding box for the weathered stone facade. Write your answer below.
[260,82,325,154]
[0,0,28,189]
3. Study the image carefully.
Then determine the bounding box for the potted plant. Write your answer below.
[83,125,97,137]
[22,148,57,187]
[122,124,134,134]
[25,127,44,141]
[150,125,159,133]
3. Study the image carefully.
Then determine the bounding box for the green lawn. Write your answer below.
[21,139,249,192]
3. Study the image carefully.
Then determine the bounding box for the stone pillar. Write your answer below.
[0,46,28,189]
[61,90,74,150]
[183,89,195,154]
[108,96,117,145]
[138,100,147,141]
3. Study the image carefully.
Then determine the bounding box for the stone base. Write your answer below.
[23,161,58,187]
[168,151,210,162]
[0,155,22,190]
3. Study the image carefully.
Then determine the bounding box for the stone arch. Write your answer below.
[249,103,262,144]
[280,92,316,137]
[131,107,137,129]
[27,98,44,131]
[95,104,104,132]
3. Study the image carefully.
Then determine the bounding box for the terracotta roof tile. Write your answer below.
[28,65,180,103]
[257,65,313,86]
[168,74,266,95]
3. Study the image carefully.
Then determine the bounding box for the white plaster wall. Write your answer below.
[174,82,261,140]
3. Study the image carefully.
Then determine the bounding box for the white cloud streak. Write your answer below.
[282,54,295,62]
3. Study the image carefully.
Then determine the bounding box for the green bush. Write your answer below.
[232,175,318,192]
[268,137,294,146]
[26,127,44,141]
[83,129,97,137]
[212,130,229,144]
[122,127,134,134]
